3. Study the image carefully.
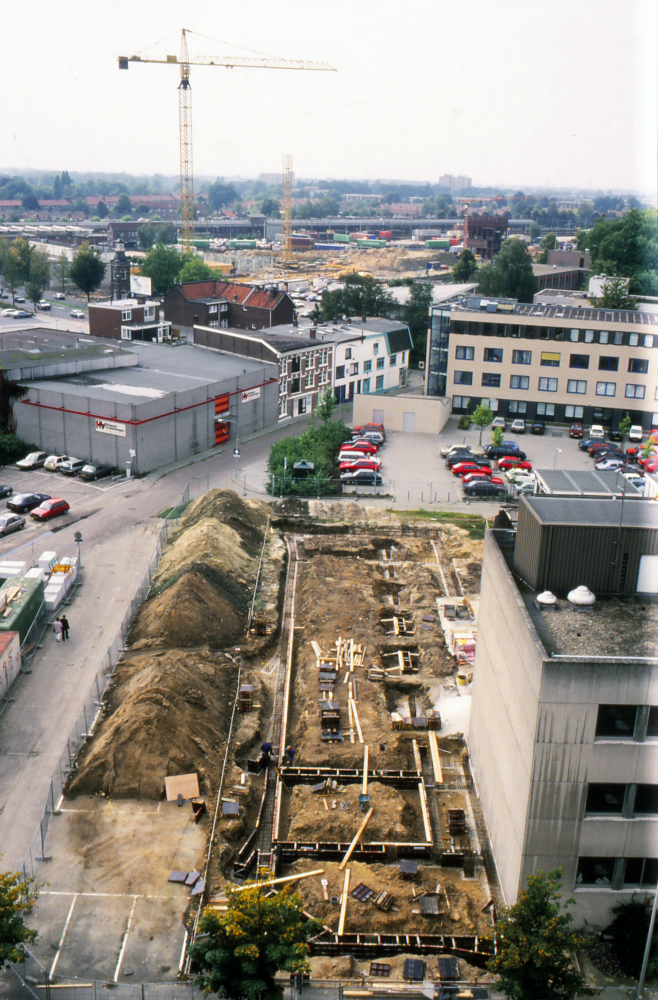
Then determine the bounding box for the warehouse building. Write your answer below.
[441,297,658,431]
[14,337,277,474]
[469,494,658,925]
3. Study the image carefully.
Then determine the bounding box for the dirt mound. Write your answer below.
[286,783,423,842]
[68,649,237,799]
[154,518,257,594]
[175,489,269,551]
[130,571,244,650]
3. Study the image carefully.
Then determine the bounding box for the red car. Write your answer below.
[30,498,70,521]
[339,458,381,472]
[452,462,493,477]
[497,457,532,471]
[463,473,504,485]
[350,439,378,453]
[353,423,385,439]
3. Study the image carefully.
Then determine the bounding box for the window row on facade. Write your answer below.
[455,345,651,374]
[454,370,651,398]
[453,321,656,349]
[576,856,658,888]
[585,783,658,816]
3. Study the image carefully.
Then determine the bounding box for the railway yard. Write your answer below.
[27,491,496,986]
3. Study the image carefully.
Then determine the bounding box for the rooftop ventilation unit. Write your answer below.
[567,585,596,611]
[536,590,557,606]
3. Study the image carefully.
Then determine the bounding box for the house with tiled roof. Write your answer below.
[163,280,296,335]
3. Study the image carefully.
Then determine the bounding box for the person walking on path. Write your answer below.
[60,615,70,641]
[53,618,63,642]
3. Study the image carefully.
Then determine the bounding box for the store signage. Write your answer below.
[241,387,261,403]
[95,418,126,437]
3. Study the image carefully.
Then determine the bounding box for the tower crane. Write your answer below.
[119,29,335,249]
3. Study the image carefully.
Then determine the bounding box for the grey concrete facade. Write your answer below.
[469,528,658,928]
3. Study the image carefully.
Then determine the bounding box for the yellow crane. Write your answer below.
[119,29,335,250]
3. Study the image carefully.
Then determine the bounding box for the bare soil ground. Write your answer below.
[282,783,425,844]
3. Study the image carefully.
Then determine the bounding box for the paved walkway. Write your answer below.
[0,518,161,871]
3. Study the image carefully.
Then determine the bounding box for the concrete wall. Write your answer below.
[15,366,278,474]
[468,532,547,906]
[352,393,452,434]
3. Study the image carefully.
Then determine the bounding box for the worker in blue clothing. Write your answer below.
[259,740,273,770]
[282,745,296,766]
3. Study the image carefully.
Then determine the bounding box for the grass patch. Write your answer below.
[387,508,487,539]
[158,502,190,519]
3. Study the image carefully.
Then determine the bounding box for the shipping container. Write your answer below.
[0,631,21,704]
[449,238,461,246]
[425,239,450,249]
[357,239,387,248]
[227,240,257,249]
[379,231,393,239]
[0,577,45,643]
[290,236,314,248]
[333,233,350,243]
[315,243,341,250]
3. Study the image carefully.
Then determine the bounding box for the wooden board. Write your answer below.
[428,731,443,784]
[164,773,199,802]
[212,869,324,898]
[338,868,350,936]
[418,782,433,844]
[339,807,374,870]
[362,745,369,794]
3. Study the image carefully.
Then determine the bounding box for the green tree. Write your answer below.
[403,281,433,366]
[487,868,592,1000]
[590,275,636,310]
[138,223,158,249]
[477,238,537,303]
[1,250,24,304]
[317,274,393,322]
[189,883,321,1000]
[582,208,658,295]
[140,243,183,297]
[156,222,176,244]
[536,231,557,264]
[452,248,478,282]
[178,254,214,283]
[53,252,70,293]
[259,197,280,218]
[267,420,351,497]
[207,180,239,212]
[470,403,494,445]
[53,174,62,200]
[115,193,132,215]
[492,425,504,446]
[528,221,541,240]
[69,243,106,301]
[11,238,34,283]
[25,280,42,313]
[21,193,39,211]
[618,412,632,445]
[605,899,658,979]
[96,200,109,219]
[313,386,337,425]
[0,864,38,963]
[30,251,51,293]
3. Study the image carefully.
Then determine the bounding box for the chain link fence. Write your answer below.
[233,472,503,506]
[19,490,189,891]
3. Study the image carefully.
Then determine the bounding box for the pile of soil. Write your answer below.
[286,783,423,843]
[68,649,237,799]
[130,571,244,650]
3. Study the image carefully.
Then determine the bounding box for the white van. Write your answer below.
[339,450,374,463]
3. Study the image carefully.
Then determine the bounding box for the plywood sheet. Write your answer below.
[164,773,199,801]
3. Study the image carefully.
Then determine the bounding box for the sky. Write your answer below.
[3,0,657,194]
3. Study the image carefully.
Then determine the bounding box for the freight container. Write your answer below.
[425,239,450,249]
[449,238,461,246]
[379,231,393,239]
[0,577,45,643]
[333,233,350,243]
[290,236,314,248]
[0,631,21,704]
[315,243,341,250]
[357,239,387,248]
[227,240,257,249]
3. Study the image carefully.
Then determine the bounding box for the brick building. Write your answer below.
[88,299,171,342]
[466,215,508,260]
[193,325,332,420]
[164,280,295,336]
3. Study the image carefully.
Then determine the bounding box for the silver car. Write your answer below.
[0,513,26,536]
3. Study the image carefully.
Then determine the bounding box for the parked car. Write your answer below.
[463,480,507,499]
[354,431,384,445]
[446,450,486,468]
[530,420,545,435]
[589,424,605,439]
[53,292,66,301]
[1,308,18,317]
[608,426,622,441]
[43,454,69,471]
[510,419,525,434]
[7,492,50,513]
[349,439,378,454]
[484,444,525,460]
[512,474,537,489]
[629,425,644,442]
[70,309,86,319]
[498,457,532,472]
[340,470,383,486]
[463,473,504,485]
[16,451,48,470]
[352,423,385,440]
[452,462,493,477]
[622,473,645,490]
[37,300,51,311]
[30,498,70,521]
[0,291,8,299]
[515,482,537,496]
[588,442,623,457]
[0,485,12,498]
[491,416,506,430]
[579,437,604,451]
[14,296,25,304]
[569,422,583,438]
[12,310,33,319]
[79,463,115,481]
[59,458,85,476]
[440,443,485,457]
[0,513,25,536]
[338,459,381,473]
[506,468,535,482]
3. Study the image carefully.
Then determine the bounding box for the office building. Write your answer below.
[470,494,658,925]
[439,174,472,191]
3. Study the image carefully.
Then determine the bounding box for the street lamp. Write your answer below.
[553,448,562,470]
[74,531,83,570]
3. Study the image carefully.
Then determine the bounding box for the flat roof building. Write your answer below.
[469,495,658,926]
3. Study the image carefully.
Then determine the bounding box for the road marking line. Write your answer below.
[114,895,138,982]
[49,893,79,976]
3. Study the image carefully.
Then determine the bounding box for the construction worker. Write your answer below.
[259,740,273,770]
[282,745,296,766]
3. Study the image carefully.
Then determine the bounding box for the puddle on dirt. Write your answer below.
[428,680,473,737]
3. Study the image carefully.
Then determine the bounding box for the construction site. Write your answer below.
[32,491,496,989]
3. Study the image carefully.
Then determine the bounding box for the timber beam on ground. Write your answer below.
[274,841,434,862]
[279,766,421,788]
[308,932,491,965]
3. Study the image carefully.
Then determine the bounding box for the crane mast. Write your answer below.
[178,30,194,250]
[281,154,294,264]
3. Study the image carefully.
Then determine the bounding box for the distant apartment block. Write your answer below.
[439,174,472,191]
